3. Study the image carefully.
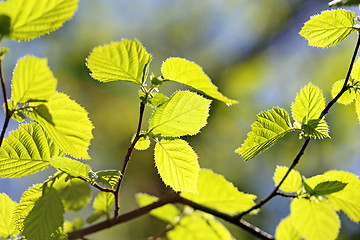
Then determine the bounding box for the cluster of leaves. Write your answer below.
[0,1,360,240]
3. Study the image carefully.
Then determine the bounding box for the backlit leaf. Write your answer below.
[93,192,115,213]
[0,0,78,41]
[27,92,93,159]
[290,198,340,240]
[329,0,360,7]
[167,213,232,240]
[356,96,360,124]
[154,139,199,192]
[275,217,301,240]
[149,91,211,137]
[302,119,330,139]
[0,123,62,178]
[331,80,356,105]
[273,166,302,193]
[235,107,294,161]
[300,9,355,48]
[50,157,91,179]
[136,193,180,224]
[11,56,57,104]
[312,181,347,196]
[351,58,360,81]
[53,174,91,211]
[292,83,325,123]
[15,185,64,240]
[93,170,121,188]
[86,39,152,84]
[0,193,18,238]
[161,57,237,105]
[132,134,151,151]
[181,169,256,214]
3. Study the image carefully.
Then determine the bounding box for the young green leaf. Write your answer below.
[15,185,64,240]
[273,166,302,193]
[324,170,360,222]
[356,96,360,124]
[147,92,168,107]
[0,0,78,41]
[86,39,152,84]
[292,83,325,123]
[53,174,91,211]
[161,57,237,105]
[311,181,347,196]
[11,56,57,104]
[331,80,356,105]
[290,198,340,240]
[131,134,151,151]
[275,217,301,240]
[50,157,91,179]
[235,107,294,161]
[154,139,199,192]
[0,193,18,238]
[63,218,84,233]
[87,192,114,223]
[181,169,256,214]
[27,92,94,159]
[329,0,360,7]
[136,193,180,224]
[149,91,211,137]
[351,58,360,81]
[93,170,121,189]
[301,119,330,139]
[167,213,233,240]
[0,123,63,178]
[300,9,355,48]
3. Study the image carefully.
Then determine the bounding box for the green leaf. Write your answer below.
[0,0,78,41]
[275,217,301,240]
[301,119,330,139]
[93,170,121,188]
[132,134,151,151]
[329,0,360,7]
[292,83,325,123]
[0,15,11,37]
[0,123,63,178]
[356,95,360,124]
[15,185,64,240]
[181,169,256,214]
[273,166,302,193]
[299,9,355,48]
[50,157,91,179]
[87,192,114,223]
[27,92,94,159]
[331,80,356,105]
[53,174,91,211]
[147,92,168,107]
[311,181,347,196]
[161,57,237,105]
[11,56,57,104]
[154,139,199,192]
[235,107,294,161]
[0,193,18,238]
[290,198,340,240]
[86,39,152,84]
[324,170,360,222]
[136,193,180,224]
[351,58,360,81]
[63,218,83,233]
[167,213,233,240]
[149,91,211,137]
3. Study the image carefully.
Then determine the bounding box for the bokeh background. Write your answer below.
[1,0,360,239]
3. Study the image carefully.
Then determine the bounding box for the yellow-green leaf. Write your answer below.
[0,193,18,238]
[27,92,93,159]
[273,166,302,193]
[275,217,301,240]
[300,9,355,48]
[331,80,356,105]
[181,169,256,214]
[0,0,78,41]
[161,57,237,105]
[0,123,63,178]
[136,193,180,224]
[356,96,360,124]
[50,157,91,179]
[290,198,340,240]
[86,39,152,84]
[149,91,211,137]
[11,56,57,104]
[154,139,199,192]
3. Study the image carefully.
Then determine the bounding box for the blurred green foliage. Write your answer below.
[1,0,360,239]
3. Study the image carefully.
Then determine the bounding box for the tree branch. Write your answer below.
[0,57,11,147]
[114,101,146,217]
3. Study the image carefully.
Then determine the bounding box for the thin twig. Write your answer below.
[0,57,11,147]
[114,101,146,217]
[276,191,297,199]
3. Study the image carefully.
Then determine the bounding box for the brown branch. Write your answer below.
[114,101,146,217]
[0,57,11,147]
